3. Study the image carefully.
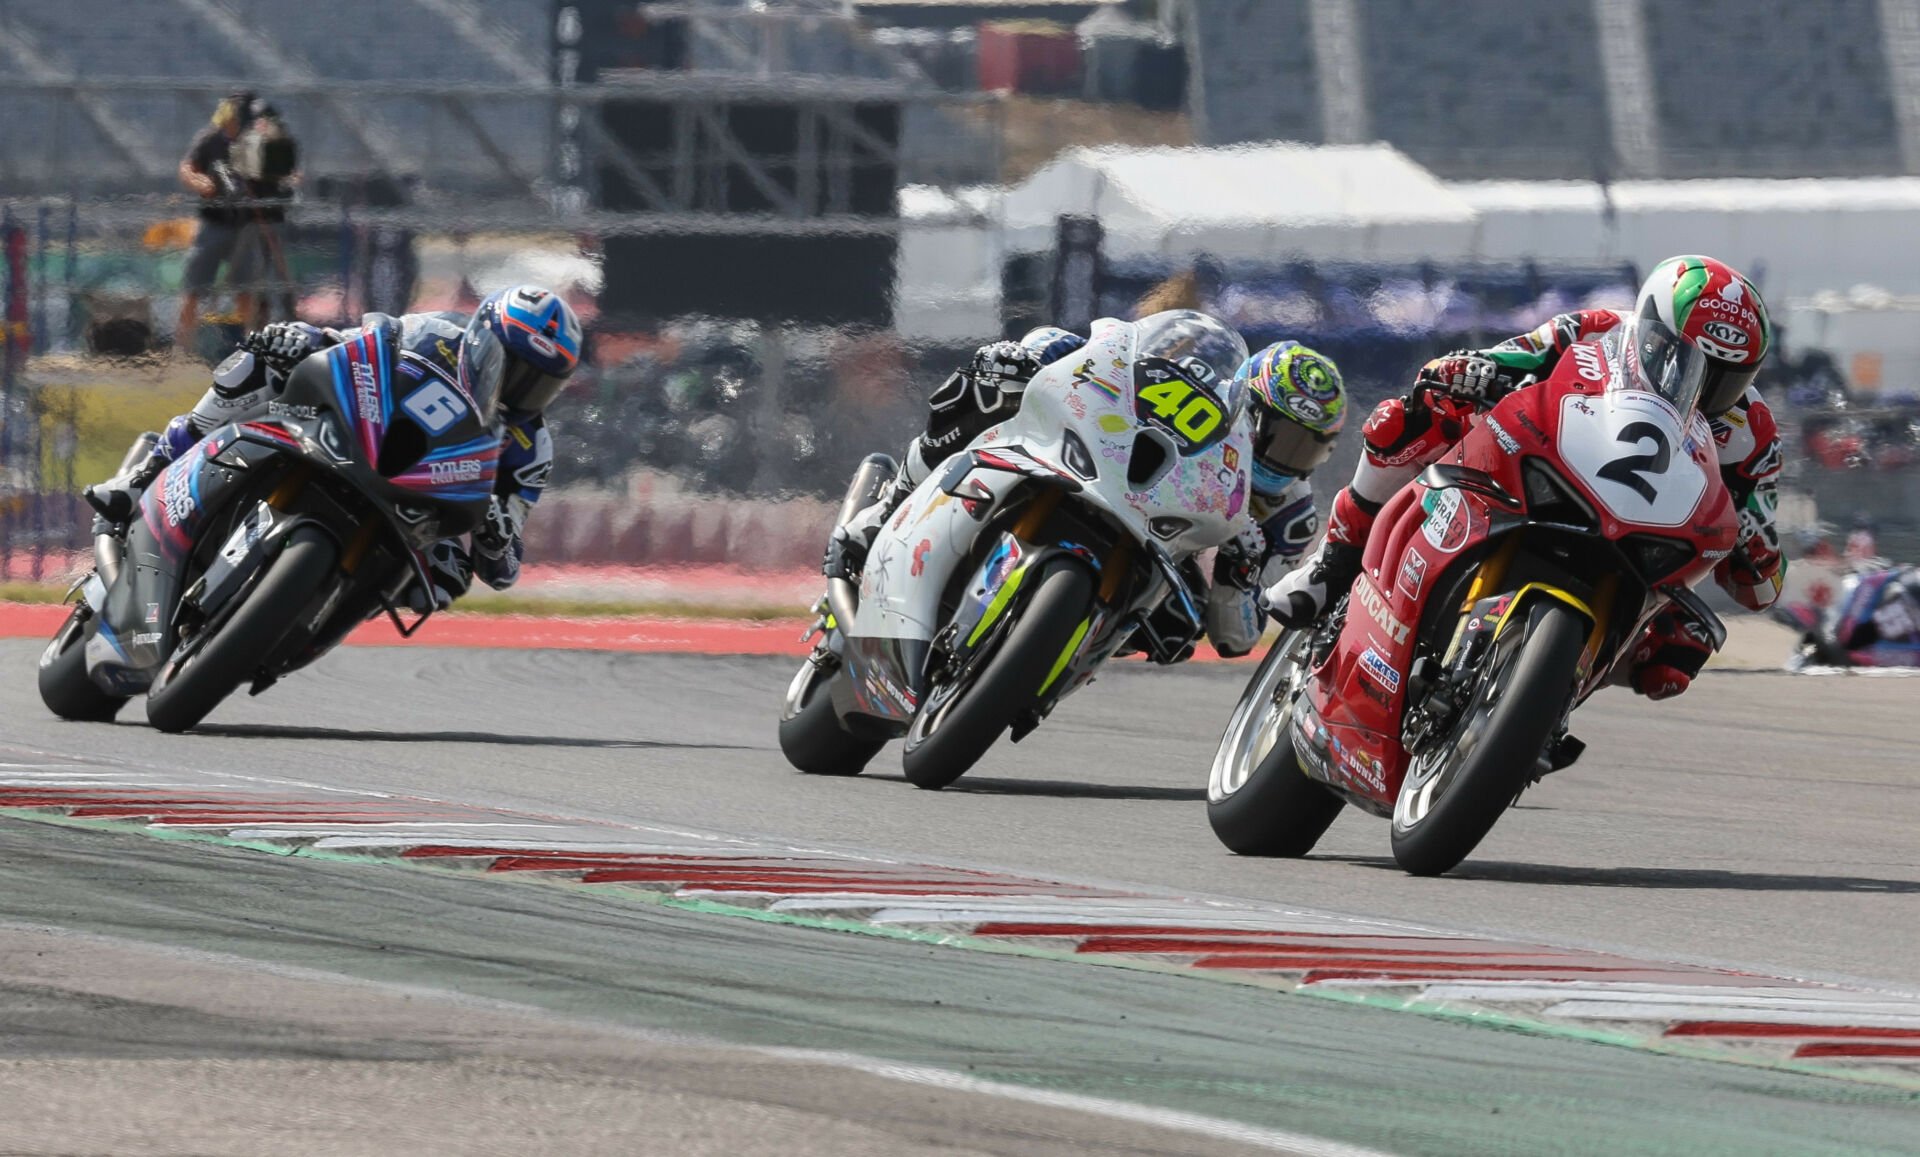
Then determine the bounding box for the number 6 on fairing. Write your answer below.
[400,380,469,434]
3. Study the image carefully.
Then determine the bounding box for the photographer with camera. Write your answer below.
[176,90,300,357]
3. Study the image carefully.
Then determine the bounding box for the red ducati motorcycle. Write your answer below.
[1207,335,1740,875]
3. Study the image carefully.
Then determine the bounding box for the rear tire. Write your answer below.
[1389,600,1586,876]
[1207,633,1343,855]
[778,659,884,775]
[901,559,1094,790]
[145,526,338,734]
[37,603,129,722]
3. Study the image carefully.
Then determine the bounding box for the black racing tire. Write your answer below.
[37,603,129,722]
[1389,600,1587,877]
[901,559,1094,791]
[778,659,885,775]
[1206,633,1344,855]
[145,526,338,734]
[1208,731,1344,857]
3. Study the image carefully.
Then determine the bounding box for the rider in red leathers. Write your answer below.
[1267,255,1786,701]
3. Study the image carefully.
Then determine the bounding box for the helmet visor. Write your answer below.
[501,358,569,415]
[1700,360,1758,417]
[1254,413,1337,479]
[1624,314,1707,416]
[455,320,507,419]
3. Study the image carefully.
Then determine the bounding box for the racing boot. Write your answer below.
[1262,538,1363,629]
[83,430,172,526]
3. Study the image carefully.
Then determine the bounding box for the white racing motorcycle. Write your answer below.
[779,310,1256,789]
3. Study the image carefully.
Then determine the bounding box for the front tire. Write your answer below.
[1389,600,1587,876]
[778,657,884,775]
[1207,632,1343,855]
[145,526,338,733]
[37,603,129,722]
[901,559,1094,790]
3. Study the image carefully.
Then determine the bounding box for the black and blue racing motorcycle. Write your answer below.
[38,319,501,731]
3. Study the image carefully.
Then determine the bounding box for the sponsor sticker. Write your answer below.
[130,631,163,647]
[1353,575,1412,645]
[1516,411,1550,443]
[428,459,486,484]
[1702,320,1748,347]
[351,358,381,418]
[1569,344,1607,382]
[1358,646,1402,694]
[1398,550,1427,600]
[1421,487,1475,554]
[1485,416,1521,454]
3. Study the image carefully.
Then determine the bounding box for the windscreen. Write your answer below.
[1133,310,1252,417]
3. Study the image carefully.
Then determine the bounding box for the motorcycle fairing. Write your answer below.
[325,323,502,508]
[88,430,252,688]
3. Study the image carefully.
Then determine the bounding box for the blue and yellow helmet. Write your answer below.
[1233,340,1347,486]
[459,285,583,417]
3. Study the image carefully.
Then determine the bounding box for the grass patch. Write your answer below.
[452,591,806,621]
[0,579,803,621]
[38,371,206,487]
[0,582,75,605]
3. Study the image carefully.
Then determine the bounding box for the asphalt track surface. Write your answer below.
[5,639,1920,1154]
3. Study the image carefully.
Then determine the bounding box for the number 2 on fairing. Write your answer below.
[1136,378,1224,445]
[400,380,468,435]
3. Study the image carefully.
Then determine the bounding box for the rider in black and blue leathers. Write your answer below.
[87,285,582,607]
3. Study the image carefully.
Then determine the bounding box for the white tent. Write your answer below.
[1000,143,1481,263]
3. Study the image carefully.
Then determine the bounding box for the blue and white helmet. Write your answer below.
[1018,325,1085,366]
[459,285,583,417]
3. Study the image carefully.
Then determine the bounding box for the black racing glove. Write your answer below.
[967,340,1044,410]
[246,322,334,372]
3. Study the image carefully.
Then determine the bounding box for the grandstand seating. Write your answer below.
[1186,0,1907,181]
[1357,0,1611,180]
[1,0,1916,197]
[1183,0,1322,147]
[1645,0,1901,177]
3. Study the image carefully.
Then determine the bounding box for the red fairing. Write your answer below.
[1301,341,1740,809]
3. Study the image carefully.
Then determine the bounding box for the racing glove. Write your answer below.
[967,340,1044,412]
[1416,351,1503,404]
[246,322,336,373]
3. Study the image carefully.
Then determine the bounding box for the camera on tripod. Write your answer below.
[232,106,298,187]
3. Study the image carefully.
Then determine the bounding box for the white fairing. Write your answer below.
[856,316,1256,642]
[1555,389,1712,529]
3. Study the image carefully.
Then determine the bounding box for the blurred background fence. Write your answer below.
[3,0,1919,589]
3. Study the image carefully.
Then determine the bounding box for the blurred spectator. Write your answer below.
[176,90,300,354]
[1847,515,1880,562]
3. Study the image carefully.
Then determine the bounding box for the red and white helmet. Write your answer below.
[1624,256,1771,417]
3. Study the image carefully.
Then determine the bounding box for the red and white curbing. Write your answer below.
[5,749,1920,1080]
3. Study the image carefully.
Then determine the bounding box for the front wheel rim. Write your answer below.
[1209,632,1308,802]
[1393,635,1519,833]
[904,669,967,751]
